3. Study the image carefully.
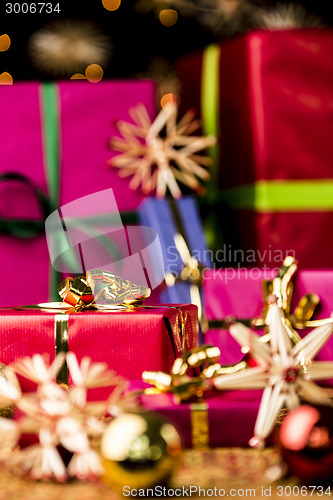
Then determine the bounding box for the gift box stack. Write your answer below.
[1,18,333,492]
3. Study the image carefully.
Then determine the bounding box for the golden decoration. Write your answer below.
[58,269,151,310]
[110,103,216,198]
[209,256,332,333]
[101,412,182,491]
[0,34,11,52]
[70,73,86,80]
[102,0,121,11]
[159,8,178,26]
[85,63,104,83]
[0,72,13,85]
[143,344,246,402]
[28,20,112,76]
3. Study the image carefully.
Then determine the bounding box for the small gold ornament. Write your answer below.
[100,412,182,491]
[0,363,20,418]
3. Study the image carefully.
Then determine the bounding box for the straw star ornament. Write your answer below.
[109,103,216,198]
[214,303,333,448]
[0,352,136,482]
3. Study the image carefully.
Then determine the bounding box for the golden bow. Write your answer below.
[58,269,151,311]
[208,256,332,338]
[143,344,246,402]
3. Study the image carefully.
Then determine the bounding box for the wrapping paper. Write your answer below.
[204,268,333,365]
[0,80,156,307]
[139,197,211,304]
[0,304,199,398]
[177,29,333,268]
[140,386,262,448]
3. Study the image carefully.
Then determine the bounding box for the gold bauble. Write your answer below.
[0,362,20,418]
[100,412,182,491]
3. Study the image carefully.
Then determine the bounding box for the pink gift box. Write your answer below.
[139,385,262,448]
[203,268,333,365]
[0,80,156,307]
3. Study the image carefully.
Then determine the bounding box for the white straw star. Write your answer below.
[214,304,333,447]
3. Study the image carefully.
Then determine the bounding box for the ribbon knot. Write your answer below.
[143,344,233,402]
[58,270,151,311]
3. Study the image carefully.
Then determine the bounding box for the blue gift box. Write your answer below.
[138,197,212,323]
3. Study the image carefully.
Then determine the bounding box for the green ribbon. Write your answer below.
[0,172,51,238]
[201,44,221,193]
[40,82,62,301]
[219,180,333,212]
[201,44,223,251]
[201,45,333,215]
[39,83,138,300]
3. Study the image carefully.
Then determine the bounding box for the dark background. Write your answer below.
[1,0,333,81]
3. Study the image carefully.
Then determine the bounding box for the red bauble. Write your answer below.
[278,405,333,485]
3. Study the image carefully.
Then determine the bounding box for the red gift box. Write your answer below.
[0,304,199,399]
[177,29,333,268]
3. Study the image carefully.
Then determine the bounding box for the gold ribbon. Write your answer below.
[165,233,208,331]
[208,256,333,335]
[143,345,246,449]
[57,269,151,312]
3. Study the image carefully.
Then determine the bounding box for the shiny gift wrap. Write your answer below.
[177,29,333,267]
[0,80,156,307]
[0,304,199,399]
[139,387,262,448]
[204,268,333,366]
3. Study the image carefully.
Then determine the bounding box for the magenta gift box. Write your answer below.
[139,386,262,448]
[0,80,156,307]
[203,268,333,365]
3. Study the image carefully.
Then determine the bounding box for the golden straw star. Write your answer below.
[109,102,216,198]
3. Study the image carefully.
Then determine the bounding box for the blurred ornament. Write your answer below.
[0,72,13,85]
[101,412,182,491]
[258,3,323,30]
[178,0,259,36]
[85,63,104,83]
[0,34,11,52]
[110,103,216,198]
[279,405,333,485]
[102,0,121,11]
[0,363,20,418]
[137,57,180,107]
[214,302,333,448]
[0,352,135,482]
[28,20,112,77]
[70,73,86,80]
[159,8,179,26]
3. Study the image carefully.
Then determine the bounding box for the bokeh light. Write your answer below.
[160,93,177,110]
[85,64,104,83]
[70,73,86,79]
[0,34,11,52]
[0,72,13,85]
[159,9,178,27]
[102,0,121,12]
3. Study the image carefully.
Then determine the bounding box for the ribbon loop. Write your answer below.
[58,270,151,311]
